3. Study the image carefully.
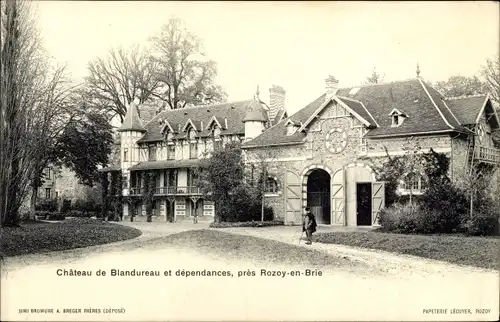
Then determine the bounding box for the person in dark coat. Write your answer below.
[302,207,317,245]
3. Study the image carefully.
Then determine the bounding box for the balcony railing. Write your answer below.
[129,186,202,196]
[474,146,500,164]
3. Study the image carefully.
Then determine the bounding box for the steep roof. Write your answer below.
[445,95,488,125]
[242,94,325,148]
[118,102,146,132]
[244,78,480,148]
[243,100,268,122]
[336,78,463,137]
[137,100,255,143]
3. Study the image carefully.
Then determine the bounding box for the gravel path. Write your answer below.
[1,222,498,321]
[213,226,499,278]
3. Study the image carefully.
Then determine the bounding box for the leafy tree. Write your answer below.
[82,45,162,122]
[149,17,227,109]
[434,75,488,98]
[365,67,385,84]
[198,142,245,222]
[53,111,114,186]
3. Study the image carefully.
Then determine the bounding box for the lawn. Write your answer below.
[314,231,500,270]
[136,229,369,271]
[0,218,142,258]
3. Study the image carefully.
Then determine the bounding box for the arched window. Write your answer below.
[265,177,279,194]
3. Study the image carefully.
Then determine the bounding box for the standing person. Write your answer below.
[302,207,317,245]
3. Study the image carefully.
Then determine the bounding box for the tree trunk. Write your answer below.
[30,186,37,220]
[261,195,265,222]
[470,189,474,219]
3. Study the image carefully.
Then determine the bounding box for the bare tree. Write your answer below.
[481,56,500,106]
[365,67,385,84]
[244,148,278,222]
[83,45,162,122]
[149,17,227,109]
[0,0,78,225]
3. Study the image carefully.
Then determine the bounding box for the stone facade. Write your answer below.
[38,166,93,202]
[246,100,382,226]
[245,93,500,227]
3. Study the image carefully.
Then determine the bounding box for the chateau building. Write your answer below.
[104,73,500,226]
[101,86,288,222]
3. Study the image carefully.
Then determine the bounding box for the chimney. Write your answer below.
[325,75,339,100]
[269,85,286,122]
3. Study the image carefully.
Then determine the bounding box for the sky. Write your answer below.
[35,1,499,116]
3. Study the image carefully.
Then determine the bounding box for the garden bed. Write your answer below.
[0,218,142,258]
[314,231,500,270]
[209,220,284,228]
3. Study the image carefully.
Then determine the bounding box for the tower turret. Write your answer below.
[117,102,146,205]
[242,99,268,142]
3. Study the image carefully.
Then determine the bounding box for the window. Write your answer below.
[392,115,400,127]
[190,142,198,159]
[45,188,51,199]
[167,144,175,160]
[189,129,197,140]
[44,168,51,180]
[389,109,407,127]
[265,177,279,194]
[148,145,157,161]
[123,148,128,162]
[400,173,427,194]
[286,124,296,136]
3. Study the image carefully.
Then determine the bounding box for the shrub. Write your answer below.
[214,185,275,223]
[35,198,58,212]
[420,181,468,224]
[461,213,499,236]
[66,210,92,218]
[33,211,65,221]
[61,199,71,213]
[379,202,461,234]
[72,198,102,214]
[460,199,500,236]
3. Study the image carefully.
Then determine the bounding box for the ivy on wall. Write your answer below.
[142,171,157,221]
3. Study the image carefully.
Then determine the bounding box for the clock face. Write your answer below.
[325,128,348,153]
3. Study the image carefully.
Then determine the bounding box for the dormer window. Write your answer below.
[388,108,407,128]
[285,119,297,136]
[189,129,197,140]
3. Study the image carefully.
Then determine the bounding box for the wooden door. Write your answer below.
[371,182,385,226]
[284,170,302,225]
[331,169,345,225]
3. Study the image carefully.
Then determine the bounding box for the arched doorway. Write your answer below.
[307,169,331,225]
